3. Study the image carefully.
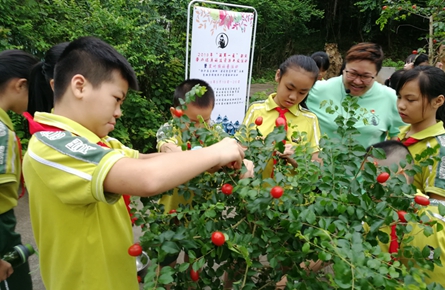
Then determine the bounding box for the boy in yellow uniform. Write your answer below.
[157,79,216,212]
[156,78,253,212]
[0,50,37,290]
[22,36,246,290]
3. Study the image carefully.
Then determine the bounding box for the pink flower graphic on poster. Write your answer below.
[194,6,254,35]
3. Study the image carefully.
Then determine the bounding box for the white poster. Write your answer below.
[189,6,254,135]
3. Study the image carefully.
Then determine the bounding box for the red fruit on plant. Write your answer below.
[255,116,263,126]
[221,183,233,195]
[187,142,191,150]
[414,195,430,206]
[376,172,390,183]
[211,231,226,246]
[434,39,437,44]
[275,117,286,127]
[412,4,416,9]
[128,243,143,257]
[398,210,407,223]
[137,276,142,283]
[173,108,183,118]
[270,186,284,199]
[382,5,387,10]
[190,269,199,281]
[412,50,418,55]
[169,209,177,214]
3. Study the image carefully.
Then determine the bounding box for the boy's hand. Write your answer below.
[0,259,13,282]
[212,138,244,169]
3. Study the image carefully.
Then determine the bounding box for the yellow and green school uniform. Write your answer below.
[0,107,32,290]
[23,112,140,290]
[402,199,445,286]
[156,122,193,213]
[398,122,445,284]
[239,93,321,178]
[398,122,445,196]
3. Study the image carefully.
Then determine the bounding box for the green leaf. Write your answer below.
[302,242,310,253]
[169,259,185,272]
[318,251,332,261]
[161,241,180,254]
[439,203,445,216]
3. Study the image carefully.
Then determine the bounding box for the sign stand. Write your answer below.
[185,1,257,134]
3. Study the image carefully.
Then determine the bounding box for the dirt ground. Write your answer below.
[249,83,275,97]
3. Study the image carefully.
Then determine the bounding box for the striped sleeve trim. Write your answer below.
[27,148,92,181]
[243,103,266,126]
[92,153,124,204]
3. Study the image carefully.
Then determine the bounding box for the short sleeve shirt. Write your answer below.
[23,112,140,290]
[238,93,321,177]
[398,122,445,197]
[0,108,21,214]
[307,76,406,148]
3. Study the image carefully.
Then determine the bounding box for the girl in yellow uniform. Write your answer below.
[396,65,445,286]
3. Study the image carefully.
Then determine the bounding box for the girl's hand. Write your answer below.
[276,144,298,168]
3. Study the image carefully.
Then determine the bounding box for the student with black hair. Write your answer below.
[22,36,245,290]
[157,78,253,211]
[311,51,330,81]
[0,49,37,290]
[384,69,405,90]
[396,65,445,284]
[413,53,429,67]
[238,54,322,178]
[27,42,69,116]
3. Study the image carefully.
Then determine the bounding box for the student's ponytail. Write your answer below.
[28,42,69,116]
[28,62,53,116]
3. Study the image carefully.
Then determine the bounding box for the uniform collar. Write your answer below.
[399,121,445,140]
[32,112,104,144]
[0,107,14,130]
[264,93,300,116]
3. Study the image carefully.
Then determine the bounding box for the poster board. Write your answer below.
[186,1,257,135]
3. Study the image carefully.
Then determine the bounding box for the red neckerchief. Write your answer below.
[398,136,419,147]
[272,108,289,177]
[23,112,134,222]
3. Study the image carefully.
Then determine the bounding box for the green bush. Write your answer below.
[134,89,445,289]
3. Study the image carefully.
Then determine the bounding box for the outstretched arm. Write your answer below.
[104,138,244,197]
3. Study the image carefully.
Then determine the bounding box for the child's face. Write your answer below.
[397,79,442,126]
[317,69,327,81]
[171,103,213,128]
[342,60,377,96]
[82,71,128,138]
[274,67,314,109]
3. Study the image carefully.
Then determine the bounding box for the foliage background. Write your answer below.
[1,0,441,151]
